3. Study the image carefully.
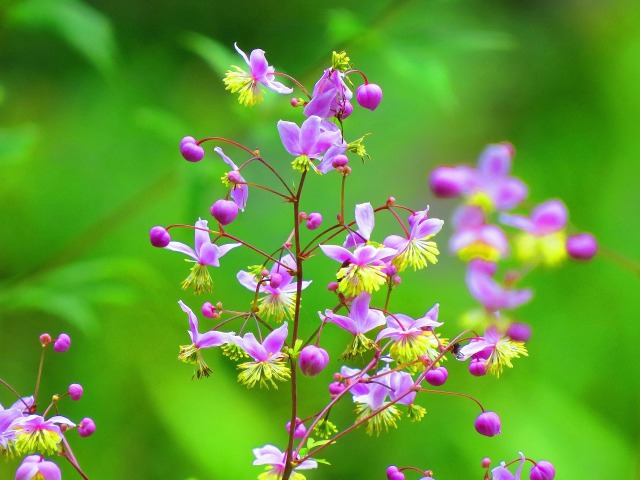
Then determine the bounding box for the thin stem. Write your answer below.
[0,377,30,408]
[33,346,46,407]
[273,72,311,99]
[61,435,90,480]
[599,245,640,276]
[196,136,255,156]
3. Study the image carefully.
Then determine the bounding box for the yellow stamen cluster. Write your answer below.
[393,237,440,272]
[485,338,528,377]
[466,191,495,213]
[331,51,351,72]
[457,241,502,262]
[221,343,249,361]
[237,359,291,389]
[312,419,338,439]
[515,232,567,267]
[258,292,296,323]
[223,67,263,106]
[407,404,427,422]
[13,428,62,456]
[337,263,386,297]
[181,262,213,294]
[258,469,307,480]
[389,331,445,371]
[178,344,212,379]
[355,403,401,436]
[340,333,377,360]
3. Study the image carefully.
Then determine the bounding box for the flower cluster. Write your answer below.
[148,45,588,480]
[1,333,95,479]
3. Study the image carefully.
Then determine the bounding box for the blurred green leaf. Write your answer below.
[181,32,236,77]
[6,0,117,74]
[326,9,367,45]
[0,124,38,167]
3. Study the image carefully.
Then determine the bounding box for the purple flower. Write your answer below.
[235,323,291,388]
[215,147,248,211]
[253,444,317,477]
[0,407,21,449]
[165,218,240,294]
[11,414,75,455]
[356,83,383,111]
[304,68,353,119]
[383,207,444,272]
[344,202,375,248]
[237,254,311,322]
[177,300,235,378]
[457,326,528,377]
[320,243,397,297]
[449,206,509,262]
[491,452,526,480]
[15,455,61,480]
[223,43,293,106]
[465,260,532,311]
[277,115,345,173]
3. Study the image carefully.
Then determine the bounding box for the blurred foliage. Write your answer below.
[1,0,639,479]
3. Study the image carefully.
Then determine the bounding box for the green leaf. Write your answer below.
[181,32,236,77]
[7,0,117,74]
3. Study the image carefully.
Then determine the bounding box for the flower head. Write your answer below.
[15,455,61,480]
[216,147,248,211]
[253,444,317,480]
[164,219,240,294]
[223,44,293,106]
[466,260,532,311]
[304,68,353,120]
[344,202,375,248]
[11,415,75,456]
[449,206,509,262]
[457,326,528,377]
[491,452,526,480]
[235,323,291,388]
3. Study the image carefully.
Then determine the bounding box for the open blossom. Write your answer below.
[377,304,444,369]
[320,243,397,297]
[234,323,290,388]
[304,68,353,119]
[215,147,248,211]
[449,206,509,262]
[344,202,375,248]
[223,43,293,106]
[177,301,235,379]
[277,115,345,173]
[253,444,317,480]
[11,414,75,456]
[15,455,61,480]
[457,326,528,377]
[383,207,443,272]
[466,260,532,311]
[164,218,241,294]
[237,255,311,322]
[501,199,568,266]
[324,292,385,357]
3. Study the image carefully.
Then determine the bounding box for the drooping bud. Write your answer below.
[299,345,329,377]
[469,358,488,376]
[474,411,501,437]
[331,154,349,168]
[269,273,283,289]
[306,212,323,230]
[210,199,239,226]
[201,302,216,318]
[386,465,406,480]
[566,233,598,260]
[54,334,71,353]
[286,417,307,438]
[425,366,448,386]
[180,137,205,162]
[149,226,171,247]
[530,461,556,480]
[78,417,96,437]
[68,384,84,401]
[429,166,467,198]
[356,83,383,111]
[327,282,339,291]
[507,322,532,342]
[339,100,353,119]
[328,381,345,397]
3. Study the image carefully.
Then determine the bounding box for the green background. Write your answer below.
[1,0,638,478]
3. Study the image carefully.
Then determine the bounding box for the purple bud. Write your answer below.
[566,233,598,260]
[286,418,307,438]
[269,273,283,289]
[306,212,323,230]
[339,100,353,119]
[68,384,83,401]
[386,466,405,480]
[429,166,467,198]
[149,226,171,247]
[227,170,243,184]
[201,302,216,319]
[210,199,239,226]
[78,417,96,437]
[180,140,205,162]
[328,381,345,397]
[474,411,501,437]
[327,282,339,291]
[507,322,532,342]
[331,154,349,168]
[481,458,491,468]
[299,345,329,377]
[291,98,300,107]
[356,83,383,111]
[39,333,52,346]
[425,366,448,386]
[54,334,71,353]
[530,461,555,480]
[469,358,488,376]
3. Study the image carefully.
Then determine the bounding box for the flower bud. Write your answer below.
[530,461,555,480]
[69,383,84,401]
[328,381,345,397]
[210,199,239,226]
[299,345,329,377]
[327,282,339,291]
[149,226,171,247]
[342,100,354,119]
[481,457,491,468]
[202,302,216,318]
[566,233,598,260]
[39,333,52,346]
[507,322,532,342]
[429,166,467,198]
[386,465,406,480]
[54,334,71,353]
[180,138,205,162]
[291,97,301,107]
[269,273,283,289]
[425,366,448,386]
[475,411,501,437]
[356,83,383,111]
[306,212,323,230]
[469,358,488,376]
[331,154,349,168]
[78,417,96,437]
[286,418,307,438]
